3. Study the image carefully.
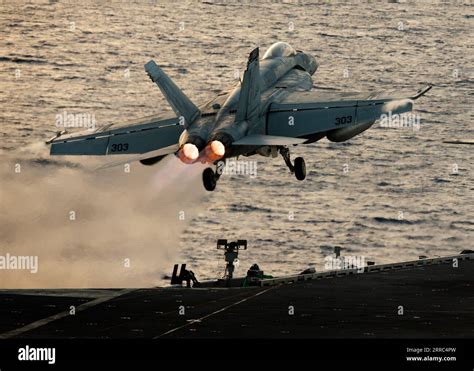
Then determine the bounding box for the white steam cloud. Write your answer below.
[0,144,206,288]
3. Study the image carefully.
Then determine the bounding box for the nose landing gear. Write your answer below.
[279,146,306,181]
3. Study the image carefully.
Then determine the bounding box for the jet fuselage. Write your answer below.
[178,43,317,161]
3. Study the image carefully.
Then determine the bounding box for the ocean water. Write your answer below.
[0,1,472,286]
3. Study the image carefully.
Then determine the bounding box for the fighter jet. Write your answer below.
[48,42,431,191]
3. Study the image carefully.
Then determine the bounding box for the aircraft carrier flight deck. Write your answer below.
[1,252,473,339]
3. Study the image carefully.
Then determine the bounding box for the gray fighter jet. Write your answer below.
[48,42,431,191]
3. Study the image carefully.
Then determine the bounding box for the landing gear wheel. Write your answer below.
[203,168,217,191]
[294,157,306,180]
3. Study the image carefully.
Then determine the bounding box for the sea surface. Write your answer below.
[0,1,472,287]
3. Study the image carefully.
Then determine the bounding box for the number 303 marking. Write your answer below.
[335,116,353,125]
[110,143,129,152]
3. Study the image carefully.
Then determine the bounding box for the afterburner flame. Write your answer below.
[178,143,199,164]
[178,141,225,164]
[200,140,225,163]
[210,140,225,157]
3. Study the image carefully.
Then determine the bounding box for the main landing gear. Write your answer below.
[279,146,306,181]
[202,147,306,191]
[203,166,222,192]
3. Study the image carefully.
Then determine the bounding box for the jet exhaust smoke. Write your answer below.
[0,145,206,288]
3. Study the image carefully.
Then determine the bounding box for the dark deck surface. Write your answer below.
[1,257,473,339]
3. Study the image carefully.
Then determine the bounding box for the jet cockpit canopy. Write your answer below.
[262,42,297,60]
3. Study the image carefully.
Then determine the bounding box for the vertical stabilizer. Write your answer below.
[145,60,200,128]
[235,48,261,124]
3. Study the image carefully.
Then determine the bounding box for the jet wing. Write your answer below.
[266,86,431,138]
[49,113,184,156]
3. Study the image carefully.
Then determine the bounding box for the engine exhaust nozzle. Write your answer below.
[200,140,225,163]
[178,143,199,164]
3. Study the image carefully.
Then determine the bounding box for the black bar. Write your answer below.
[1,338,473,364]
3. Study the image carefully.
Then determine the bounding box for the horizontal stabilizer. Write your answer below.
[145,60,199,127]
[96,144,179,170]
[232,134,307,146]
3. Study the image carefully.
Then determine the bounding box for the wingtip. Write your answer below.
[411,85,433,100]
[45,130,67,145]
